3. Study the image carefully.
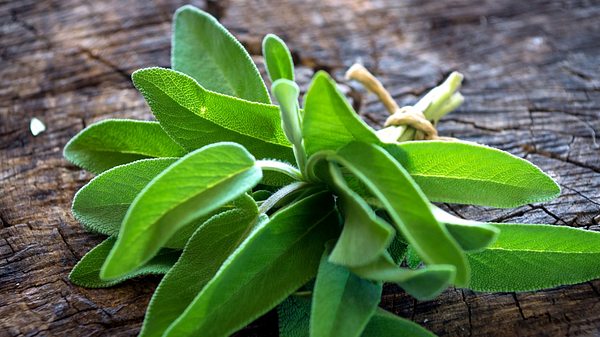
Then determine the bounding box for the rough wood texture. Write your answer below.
[1,0,599,336]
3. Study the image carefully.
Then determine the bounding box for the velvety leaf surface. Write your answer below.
[278,295,311,337]
[311,252,382,337]
[69,237,179,288]
[139,194,260,337]
[64,119,185,174]
[132,67,294,174]
[431,206,499,252]
[72,158,176,236]
[163,192,339,337]
[303,72,379,156]
[263,34,295,82]
[325,163,394,267]
[278,296,437,337]
[332,142,469,285]
[101,142,261,279]
[384,141,560,208]
[362,309,437,337]
[351,253,455,300]
[172,5,270,103]
[468,224,600,292]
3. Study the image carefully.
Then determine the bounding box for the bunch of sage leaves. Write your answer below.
[64,5,600,337]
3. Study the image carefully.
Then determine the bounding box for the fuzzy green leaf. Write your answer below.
[72,158,176,236]
[64,119,185,174]
[278,295,312,337]
[332,142,469,285]
[325,163,394,267]
[101,142,261,279]
[131,67,294,178]
[363,309,437,337]
[139,194,261,337]
[71,158,239,249]
[278,297,437,337]
[311,252,382,337]
[303,72,380,156]
[468,224,600,292]
[162,192,339,337]
[431,206,499,252]
[384,140,560,208]
[69,237,179,288]
[263,34,295,82]
[172,5,270,103]
[351,253,455,300]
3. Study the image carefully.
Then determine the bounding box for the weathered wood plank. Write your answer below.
[1,0,599,336]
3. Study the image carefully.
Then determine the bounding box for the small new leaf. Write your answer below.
[263,34,295,82]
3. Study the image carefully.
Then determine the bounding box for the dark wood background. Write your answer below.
[1,0,599,336]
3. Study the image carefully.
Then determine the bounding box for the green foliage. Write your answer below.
[263,34,295,82]
[468,224,600,291]
[172,5,270,103]
[131,67,294,170]
[62,5,600,337]
[139,194,260,337]
[324,163,394,268]
[331,142,469,286]
[69,236,180,288]
[101,143,262,279]
[384,141,560,207]
[303,71,379,156]
[64,119,185,174]
[311,252,382,337]
[162,192,338,337]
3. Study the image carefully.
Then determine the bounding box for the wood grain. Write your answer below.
[1,0,599,336]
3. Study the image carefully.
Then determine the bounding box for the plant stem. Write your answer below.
[256,160,303,181]
[258,181,309,214]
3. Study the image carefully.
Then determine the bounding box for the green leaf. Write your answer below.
[278,297,437,337]
[72,158,176,236]
[331,142,469,286]
[362,309,437,337]
[172,5,270,103]
[303,71,380,156]
[69,237,179,288]
[64,119,185,174]
[325,163,395,267]
[405,245,421,269]
[468,224,600,292]
[272,79,307,172]
[100,142,262,279]
[72,158,238,249]
[139,194,260,337]
[351,253,455,300]
[431,206,499,252]
[162,191,339,337]
[131,67,294,178]
[263,34,295,82]
[384,140,561,208]
[311,252,382,337]
[278,295,311,337]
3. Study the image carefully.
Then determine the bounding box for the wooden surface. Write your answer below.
[1,0,600,336]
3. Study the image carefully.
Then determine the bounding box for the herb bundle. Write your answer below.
[64,5,600,337]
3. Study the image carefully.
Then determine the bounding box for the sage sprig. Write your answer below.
[63,5,599,337]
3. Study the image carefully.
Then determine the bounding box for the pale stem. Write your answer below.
[345,64,399,114]
[256,160,303,181]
